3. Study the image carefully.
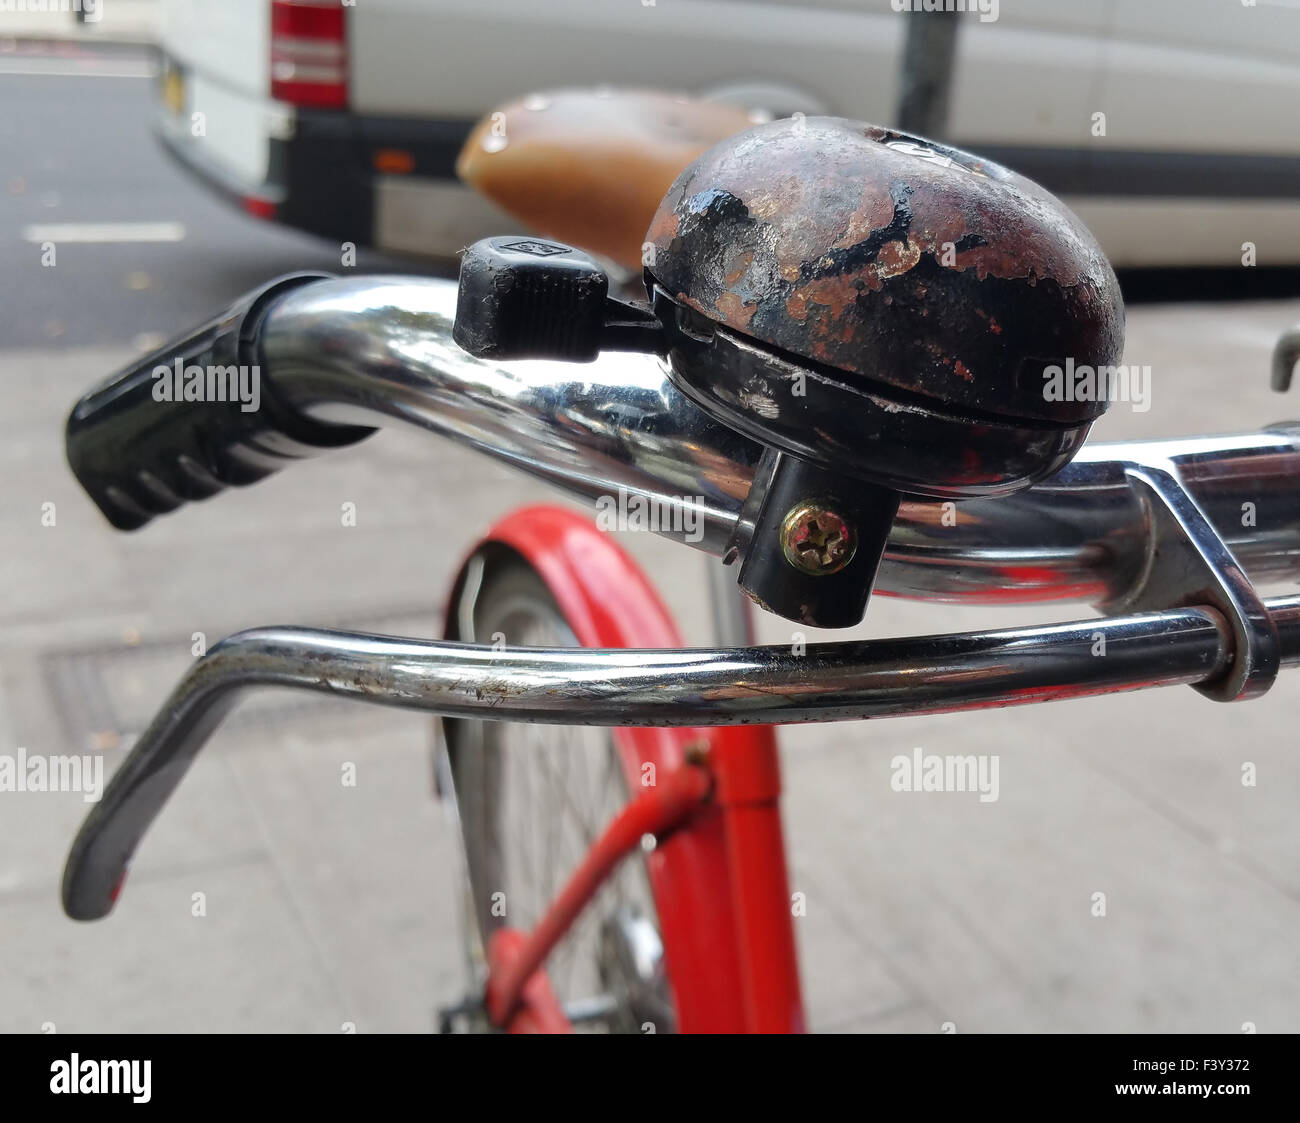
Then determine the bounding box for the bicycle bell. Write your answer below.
[453,116,1125,628]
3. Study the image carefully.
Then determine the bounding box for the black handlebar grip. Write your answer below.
[66,273,373,530]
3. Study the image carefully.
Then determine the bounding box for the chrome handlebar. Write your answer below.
[61,273,1300,920]
[262,276,1300,609]
[62,596,1300,920]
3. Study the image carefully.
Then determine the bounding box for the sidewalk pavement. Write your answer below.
[5,297,1300,1032]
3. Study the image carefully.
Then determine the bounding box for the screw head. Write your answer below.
[780,503,857,575]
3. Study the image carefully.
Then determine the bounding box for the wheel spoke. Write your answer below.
[452,574,669,1031]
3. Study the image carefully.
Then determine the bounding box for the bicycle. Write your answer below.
[58,94,1300,1034]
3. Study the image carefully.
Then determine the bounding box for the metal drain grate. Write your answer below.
[43,609,438,753]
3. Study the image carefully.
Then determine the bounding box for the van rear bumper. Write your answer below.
[158,69,509,257]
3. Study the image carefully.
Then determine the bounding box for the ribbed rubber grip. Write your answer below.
[66,273,373,530]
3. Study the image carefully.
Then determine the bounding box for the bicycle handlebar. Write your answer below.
[62,594,1300,920]
[67,273,1300,610]
[59,271,1300,921]
[260,274,1300,610]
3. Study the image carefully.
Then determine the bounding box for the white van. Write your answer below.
[156,0,1300,267]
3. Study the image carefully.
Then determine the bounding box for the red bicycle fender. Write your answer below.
[444,504,792,1032]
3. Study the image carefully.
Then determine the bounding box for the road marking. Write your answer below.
[0,57,154,79]
[22,222,186,244]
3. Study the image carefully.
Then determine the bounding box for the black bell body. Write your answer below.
[644,117,1125,499]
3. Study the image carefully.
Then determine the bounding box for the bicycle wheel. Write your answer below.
[440,553,675,1033]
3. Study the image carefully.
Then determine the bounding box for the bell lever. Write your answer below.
[453,236,664,363]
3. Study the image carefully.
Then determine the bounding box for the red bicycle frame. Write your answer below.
[451,505,805,1033]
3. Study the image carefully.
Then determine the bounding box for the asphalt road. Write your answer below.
[0,41,427,353]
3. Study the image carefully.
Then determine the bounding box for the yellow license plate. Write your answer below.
[162,68,185,116]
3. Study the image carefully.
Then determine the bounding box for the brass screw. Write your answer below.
[780,503,856,575]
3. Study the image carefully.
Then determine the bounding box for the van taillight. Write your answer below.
[270,0,348,110]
